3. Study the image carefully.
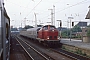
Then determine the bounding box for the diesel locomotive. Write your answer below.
[20,25,60,46]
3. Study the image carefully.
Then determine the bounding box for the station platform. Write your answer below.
[60,38,90,57]
[60,38,90,50]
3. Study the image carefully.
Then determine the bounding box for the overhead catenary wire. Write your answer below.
[21,1,33,15]
[5,0,90,27]
[5,0,89,18]
[22,0,61,21]
[24,0,42,19]
[6,0,42,23]
[56,0,89,13]
[40,0,89,20]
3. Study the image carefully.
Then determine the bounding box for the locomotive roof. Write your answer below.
[43,25,55,27]
[42,25,56,28]
[27,25,56,31]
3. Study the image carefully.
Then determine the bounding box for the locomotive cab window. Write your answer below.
[43,25,56,30]
[49,25,56,30]
[43,26,48,30]
[49,26,56,29]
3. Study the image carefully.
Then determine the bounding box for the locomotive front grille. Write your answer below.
[49,36,52,39]
[54,36,57,39]
[49,36,57,40]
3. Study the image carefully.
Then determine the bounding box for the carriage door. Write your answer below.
[0,8,2,60]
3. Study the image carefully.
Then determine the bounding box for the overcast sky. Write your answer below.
[4,0,90,28]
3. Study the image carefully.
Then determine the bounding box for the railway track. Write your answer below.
[51,48,90,60]
[17,35,76,60]
[10,35,30,60]
[19,35,90,60]
[11,35,90,60]
[15,35,55,60]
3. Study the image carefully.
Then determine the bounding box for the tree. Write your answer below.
[87,24,90,27]
[24,25,34,29]
[72,25,82,32]
[87,30,90,36]
[37,25,43,27]
[11,28,18,31]
[61,29,70,38]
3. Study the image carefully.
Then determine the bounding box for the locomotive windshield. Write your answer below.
[43,25,56,30]
[43,26,48,30]
[49,26,56,29]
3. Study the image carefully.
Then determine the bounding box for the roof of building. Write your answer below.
[85,9,90,19]
[76,22,87,27]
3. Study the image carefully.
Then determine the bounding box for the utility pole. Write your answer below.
[68,17,73,41]
[48,9,53,25]
[53,5,55,26]
[21,22,22,28]
[20,12,22,28]
[57,20,62,39]
[24,17,26,27]
[34,13,37,27]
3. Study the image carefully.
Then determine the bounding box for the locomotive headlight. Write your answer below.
[57,36,60,39]
[47,38,49,39]
[47,36,49,39]
[52,30,54,32]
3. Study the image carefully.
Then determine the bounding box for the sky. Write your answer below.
[4,0,90,28]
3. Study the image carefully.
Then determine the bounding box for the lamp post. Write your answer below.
[57,20,62,39]
[48,9,53,25]
[53,5,55,25]
[24,17,26,27]
[34,13,38,27]
[68,17,73,41]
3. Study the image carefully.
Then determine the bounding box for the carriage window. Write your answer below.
[6,23,9,39]
[37,28,41,31]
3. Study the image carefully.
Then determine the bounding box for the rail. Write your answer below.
[15,35,53,60]
[50,48,90,60]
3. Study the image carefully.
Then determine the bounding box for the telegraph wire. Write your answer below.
[56,0,89,13]
[23,0,61,20]
[21,1,32,14]
[40,0,89,20]
[32,0,62,15]
[5,0,90,25]
[24,0,42,19]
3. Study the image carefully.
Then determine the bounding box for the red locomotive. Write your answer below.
[37,25,60,44]
[20,25,60,46]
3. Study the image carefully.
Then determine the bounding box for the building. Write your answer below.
[82,27,90,36]
[85,8,90,19]
[76,22,87,28]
